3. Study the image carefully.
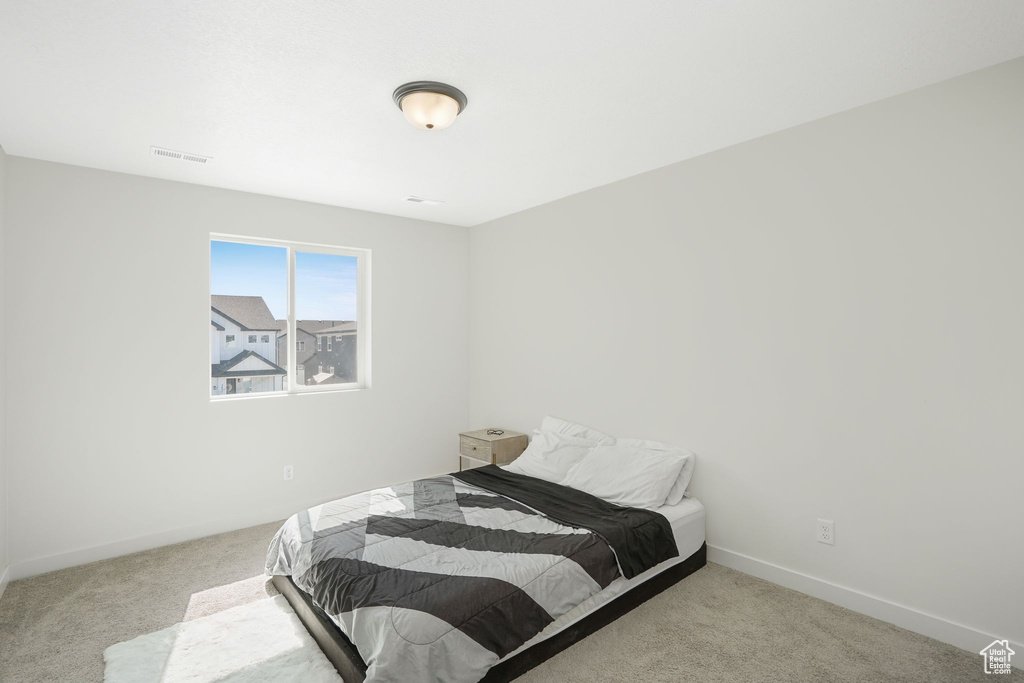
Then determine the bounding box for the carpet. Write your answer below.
[1,520,1017,682]
[103,595,341,683]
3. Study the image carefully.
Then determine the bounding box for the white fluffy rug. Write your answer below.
[104,594,341,682]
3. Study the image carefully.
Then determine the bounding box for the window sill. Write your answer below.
[210,385,367,402]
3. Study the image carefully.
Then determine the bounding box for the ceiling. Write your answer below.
[2,2,1023,227]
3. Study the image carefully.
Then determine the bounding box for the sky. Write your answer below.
[210,241,358,320]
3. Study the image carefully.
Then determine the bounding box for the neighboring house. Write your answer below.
[211,295,287,395]
[278,325,317,386]
[311,322,358,384]
[275,320,355,385]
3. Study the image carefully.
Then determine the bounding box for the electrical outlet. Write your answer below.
[817,518,835,545]
[283,465,294,481]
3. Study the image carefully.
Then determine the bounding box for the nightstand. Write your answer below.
[459,429,528,471]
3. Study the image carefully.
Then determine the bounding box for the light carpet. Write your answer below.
[0,520,1018,682]
[103,595,340,683]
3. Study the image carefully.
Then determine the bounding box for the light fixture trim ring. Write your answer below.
[392,81,468,114]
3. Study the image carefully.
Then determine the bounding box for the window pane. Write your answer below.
[295,251,358,386]
[210,241,287,397]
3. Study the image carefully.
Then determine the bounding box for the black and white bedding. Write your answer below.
[266,465,678,683]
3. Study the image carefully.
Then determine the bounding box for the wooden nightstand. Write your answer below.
[459,429,528,471]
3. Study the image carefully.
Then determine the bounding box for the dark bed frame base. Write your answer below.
[272,541,707,682]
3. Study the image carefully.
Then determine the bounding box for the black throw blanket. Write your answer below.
[452,465,678,578]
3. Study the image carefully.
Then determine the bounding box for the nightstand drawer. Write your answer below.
[458,429,528,473]
[460,436,493,462]
[459,455,491,471]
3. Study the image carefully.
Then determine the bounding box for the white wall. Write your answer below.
[0,143,8,593]
[469,58,1024,650]
[3,158,469,574]
[2,55,1020,658]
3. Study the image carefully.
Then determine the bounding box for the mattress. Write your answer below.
[501,496,706,661]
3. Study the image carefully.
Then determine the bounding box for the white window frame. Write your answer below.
[248,334,258,344]
[327,337,332,352]
[297,340,305,351]
[210,234,371,400]
[225,334,236,347]
[261,334,271,343]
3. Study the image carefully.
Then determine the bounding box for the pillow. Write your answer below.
[504,431,595,483]
[616,438,696,506]
[559,443,685,509]
[539,415,614,444]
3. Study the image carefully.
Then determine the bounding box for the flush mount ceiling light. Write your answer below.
[393,81,468,131]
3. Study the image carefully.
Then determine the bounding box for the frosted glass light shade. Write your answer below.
[399,91,461,130]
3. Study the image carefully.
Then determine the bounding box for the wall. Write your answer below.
[4,158,469,575]
[0,143,8,595]
[469,58,1024,651]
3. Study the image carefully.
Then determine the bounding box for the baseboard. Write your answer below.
[5,496,330,582]
[0,565,10,602]
[707,545,1022,665]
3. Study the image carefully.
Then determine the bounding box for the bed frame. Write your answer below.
[272,541,707,682]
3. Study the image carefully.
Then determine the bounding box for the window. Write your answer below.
[296,249,362,386]
[211,235,368,398]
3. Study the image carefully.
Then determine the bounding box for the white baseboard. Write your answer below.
[0,565,10,602]
[5,497,328,582]
[707,545,1022,664]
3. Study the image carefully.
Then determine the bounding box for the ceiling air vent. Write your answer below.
[151,146,212,165]
[404,195,444,206]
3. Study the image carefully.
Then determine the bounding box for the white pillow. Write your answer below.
[505,431,594,483]
[616,438,696,506]
[539,415,614,444]
[559,443,685,509]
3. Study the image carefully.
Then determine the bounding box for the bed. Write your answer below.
[267,465,706,682]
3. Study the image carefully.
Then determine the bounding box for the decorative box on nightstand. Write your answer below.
[459,429,528,471]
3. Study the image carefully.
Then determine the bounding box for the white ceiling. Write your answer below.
[2,1,1023,227]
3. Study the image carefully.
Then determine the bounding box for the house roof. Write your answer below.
[274,320,350,337]
[211,350,286,377]
[211,295,280,330]
[210,320,225,331]
[316,322,357,335]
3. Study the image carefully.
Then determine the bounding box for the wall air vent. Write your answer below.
[151,146,212,165]
[404,195,444,205]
